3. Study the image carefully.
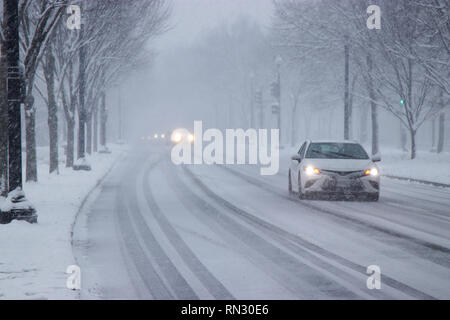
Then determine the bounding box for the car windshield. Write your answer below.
[305,143,369,160]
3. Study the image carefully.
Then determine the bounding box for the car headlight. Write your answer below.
[188,134,194,143]
[172,134,182,143]
[305,166,320,176]
[364,168,378,176]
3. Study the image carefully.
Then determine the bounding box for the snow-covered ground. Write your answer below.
[377,149,450,186]
[0,144,125,299]
[75,143,450,299]
[280,146,450,186]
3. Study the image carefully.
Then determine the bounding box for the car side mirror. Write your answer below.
[291,154,302,162]
[371,155,381,162]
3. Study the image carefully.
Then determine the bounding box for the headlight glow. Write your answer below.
[154,134,158,139]
[305,166,320,176]
[365,168,378,176]
[172,134,182,142]
[188,134,194,142]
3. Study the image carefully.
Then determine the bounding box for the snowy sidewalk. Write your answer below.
[0,145,125,299]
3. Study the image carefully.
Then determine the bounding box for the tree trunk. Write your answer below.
[410,128,417,160]
[61,110,67,143]
[77,115,86,160]
[431,117,436,151]
[400,122,408,152]
[291,100,298,147]
[291,110,297,147]
[66,118,75,167]
[93,107,98,152]
[437,111,445,154]
[77,27,86,160]
[366,55,378,155]
[100,92,107,147]
[25,110,38,182]
[359,106,368,144]
[344,42,350,140]
[44,49,58,174]
[86,113,92,155]
[0,52,8,196]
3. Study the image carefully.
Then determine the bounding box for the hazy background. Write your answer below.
[33,0,449,155]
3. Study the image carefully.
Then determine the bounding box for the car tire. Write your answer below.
[367,192,379,202]
[298,173,306,200]
[288,169,293,194]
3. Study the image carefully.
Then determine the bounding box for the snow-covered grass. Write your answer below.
[377,148,450,185]
[279,145,450,185]
[0,144,126,299]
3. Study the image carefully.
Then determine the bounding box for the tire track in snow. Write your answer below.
[220,165,450,262]
[124,155,199,300]
[164,163,370,299]
[115,190,174,299]
[182,165,437,300]
[141,158,235,300]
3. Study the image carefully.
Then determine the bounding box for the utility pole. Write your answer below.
[1,0,37,224]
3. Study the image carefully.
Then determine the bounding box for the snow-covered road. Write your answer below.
[74,143,450,299]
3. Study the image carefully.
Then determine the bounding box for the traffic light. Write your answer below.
[254,89,263,106]
[270,81,280,99]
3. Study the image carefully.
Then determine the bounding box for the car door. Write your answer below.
[291,142,307,187]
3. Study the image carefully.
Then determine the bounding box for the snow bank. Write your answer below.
[378,148,450,186]
[0,144,126,299]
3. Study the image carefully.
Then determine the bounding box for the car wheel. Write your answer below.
[288,169,293,194]
[367,192,379,202]
[298,173,306,199]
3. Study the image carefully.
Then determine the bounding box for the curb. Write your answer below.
[383,175,450,188]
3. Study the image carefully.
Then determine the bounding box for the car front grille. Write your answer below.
[321,169,363,177]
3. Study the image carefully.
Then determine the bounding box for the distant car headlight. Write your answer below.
[172,134,182,143]
[305,166,320,176]
[188,134,194,143]
[365,168,378,176]
[161,134,165,139]
[154,134,158,139]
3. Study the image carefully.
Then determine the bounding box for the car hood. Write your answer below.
[302,158,374,172]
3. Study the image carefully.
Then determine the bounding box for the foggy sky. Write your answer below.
[155,0,274,50]
[119,0,274,140]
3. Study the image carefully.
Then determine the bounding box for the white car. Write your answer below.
[288,140,381,201]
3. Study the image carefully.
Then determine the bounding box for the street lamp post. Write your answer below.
[249,72,255,128]
[0,0,37,224]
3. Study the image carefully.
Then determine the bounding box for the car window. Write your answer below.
[298,142,306,157]
[305,143,369,160]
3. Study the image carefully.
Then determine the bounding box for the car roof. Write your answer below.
[307,139,360,144]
